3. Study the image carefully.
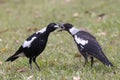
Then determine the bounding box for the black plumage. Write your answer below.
[5,23,59,70]
[59,23,113,67]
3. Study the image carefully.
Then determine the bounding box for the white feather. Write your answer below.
[22,37,37,48]
[74,35,88,45]
[69,27,79,35]
[36,27,47,34]
[16,52,25,57]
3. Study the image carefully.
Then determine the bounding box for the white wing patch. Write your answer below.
[36,27,47,34]
[69,27,79,35]
[22,37,37,48]
[74,35,88,45]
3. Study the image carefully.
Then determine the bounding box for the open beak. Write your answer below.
[57,23,65,32]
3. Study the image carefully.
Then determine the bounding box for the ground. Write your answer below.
[0,0,120,80]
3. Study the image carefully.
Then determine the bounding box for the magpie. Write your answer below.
[5,23,59,70]
[59,23,113,67]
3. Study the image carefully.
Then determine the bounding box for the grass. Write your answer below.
[0,0,120,80]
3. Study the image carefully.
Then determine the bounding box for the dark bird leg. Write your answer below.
[90,57,94,67]
[33,57,40,71]
[82,53,88,67]
[29,58,33,69]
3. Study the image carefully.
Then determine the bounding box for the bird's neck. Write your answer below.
[36,27,51,36]
[68,27,79,35]
[36,27,47,34]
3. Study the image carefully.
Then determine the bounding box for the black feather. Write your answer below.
[5,23,58,70]
[60,23,113,67]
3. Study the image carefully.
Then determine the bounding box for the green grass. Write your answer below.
[0,0,120,80]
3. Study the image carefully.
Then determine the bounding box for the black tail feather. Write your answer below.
[5,46,23,62]
[92,52,113,66]
[5,55,19,62]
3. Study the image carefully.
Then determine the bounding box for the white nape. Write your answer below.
[36,27,47,34]
[69,27,79,35]
[74,35,88,45]
[22,37,37,48]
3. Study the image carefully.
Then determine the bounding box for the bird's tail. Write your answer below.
[5,46,24,62]
[92,51,113,66]
[5,55,18,62]
[5,46,23,62]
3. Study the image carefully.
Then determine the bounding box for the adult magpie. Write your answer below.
[59,23,113,67]
[5,23,59,70]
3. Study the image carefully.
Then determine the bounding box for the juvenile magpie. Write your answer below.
[5,23,59,70]
[59,23,113,67]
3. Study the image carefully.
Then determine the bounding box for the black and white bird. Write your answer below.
[59,23,113,67]
[5,23,59,70]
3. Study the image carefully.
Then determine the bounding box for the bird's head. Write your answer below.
[58,23,73,32]
[46,23,59,32]
[58,23,79,35]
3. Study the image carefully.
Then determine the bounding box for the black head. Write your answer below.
[46,23,59,32]
[59,23,73,31]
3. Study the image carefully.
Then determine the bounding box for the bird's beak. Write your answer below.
[57,23,65,32]
[54,24,59,29]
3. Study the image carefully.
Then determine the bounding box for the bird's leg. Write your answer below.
[82,53,88,67]
[33,57,40,71]
[90,57,94,67]
[29,58,33,69]
[83,57,88,67]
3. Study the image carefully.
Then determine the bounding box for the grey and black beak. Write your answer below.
[57,23,65,32]
[54,24,59,29]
